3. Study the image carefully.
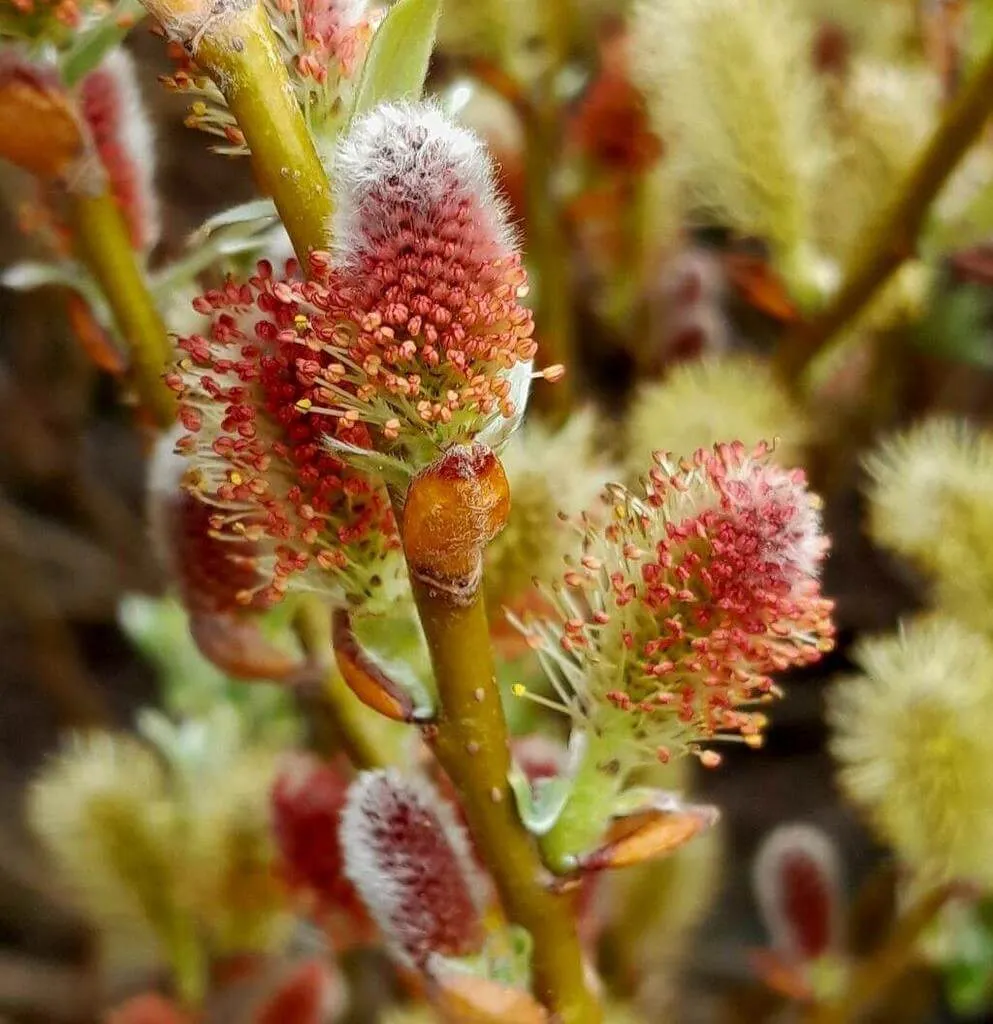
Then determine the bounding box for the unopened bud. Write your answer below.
[402,443,510,601]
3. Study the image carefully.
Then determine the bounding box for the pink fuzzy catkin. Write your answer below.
[168,102,543,602]
[326,103,535,435]
[167,259,399,607]
[522,442,834,766]
[753,823,842,962]
[340,769,489,971]
[79,51,159,252]
[270,754,363,916]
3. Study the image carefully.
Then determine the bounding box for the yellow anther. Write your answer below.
[229,471,243,486]
[512,684,526,698]
[296,397,313,411]
[190,101,208,117]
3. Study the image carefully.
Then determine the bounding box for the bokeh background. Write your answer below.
[1,1,993,1020]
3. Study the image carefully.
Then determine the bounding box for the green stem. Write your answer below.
[142,0,333,262]
[66,190,175,428]
[292,596,388,770]
[166,913,208,1008]
[776,38,993,384]
[539,731,623,874]
[146,7,598,1013]
[413,579,602,1024]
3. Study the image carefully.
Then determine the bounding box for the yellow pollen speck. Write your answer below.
[512,684,526,697]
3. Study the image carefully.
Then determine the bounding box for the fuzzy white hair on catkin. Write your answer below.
[339,768,488,969]
[728,460,826,582]
[817,61,938,264]
[630,0,830,266]
[752,822,841,958]
[329,101,517,268]
[334,0,369,29]
[95,49,161,253]
[145,425,188,579]
[146,425,186,501]
[863,418,993,562]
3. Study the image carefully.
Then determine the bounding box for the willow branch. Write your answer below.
[401,451,601,1023]
[293,598,388,770]
[66,189,175,428]
[412,579,600,1024]
[141,0,332,261]
[144,10,599,1013]
[776,39,993,384]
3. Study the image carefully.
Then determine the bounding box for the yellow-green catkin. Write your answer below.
[630,0,833,305]
[29,720,289,980]
[626,355,810,477]
[864,418,993,633]
[486,409,616,613]
[28,734,179,968]
[829,617,993,891]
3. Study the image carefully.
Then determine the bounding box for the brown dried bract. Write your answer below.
[189,610,317,683]
[577,800,719,873]
[65,293,127,375]
[0,60,82,179]
[331,608,423,721]
[433,973,549,1024]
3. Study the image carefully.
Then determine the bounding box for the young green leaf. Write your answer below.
[508,763,572,837]
[188,198,279,243]
[60,0,146,86]
[348,0,441,124]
